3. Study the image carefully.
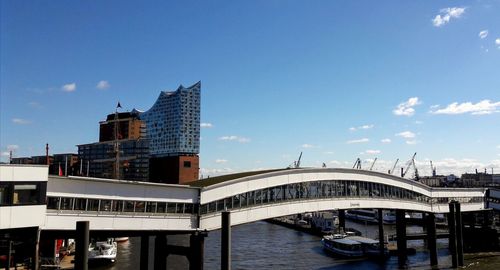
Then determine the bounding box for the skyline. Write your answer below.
[1,1,500,177]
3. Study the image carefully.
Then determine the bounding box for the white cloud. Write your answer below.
[430,100,500,115]
[364,150,381,155]
[381,138,392,144]
[497,145,500,149]
[415,120,424,125]
[200,123,213,128]
[12,118,31,125]
[219,135,250,143]
[96,80,110,90]
[396,131,416,139]
[496,38,500,48]
[349,124,374,131]
[406,140,418,145]
[7,145,19,151]
[215,159,228,164]
[0,151,10,157]
[200,167,235,177]
[479,30,489,39]
[346,138,370,144]
[432,7,466,27]
[301,144,315,148]
[393,97,421,116]
[324,151,335,155]
[62,83,76,92]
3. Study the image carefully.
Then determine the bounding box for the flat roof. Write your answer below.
[187,169,289,187]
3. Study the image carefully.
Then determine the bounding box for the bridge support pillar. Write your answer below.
[426,213,438,267]
[75,221,89,270]
[378,209,385,257]
[396,209,407,269]
[221,211,231,270]
[448,202,458,268]
[189,231,207,270]
[154,234,167,270]
[140,235,150,270]
[338,209,345,233]
[455,202,464,267]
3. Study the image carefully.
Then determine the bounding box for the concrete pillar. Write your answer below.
[75,221,89,270]
[396,209,407,268]
[338,210,346,233]
[154,234,167,270]
[455,203,464,267]
[34,228,41,270]
[189,232,206,270]
[378,209,385,257]
[448,202,458,268]
[140,235,149,270]
[426,213,438,267]
[221,211,231,270]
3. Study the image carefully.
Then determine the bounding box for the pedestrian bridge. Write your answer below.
[41,168,486,232]
[195,168,486,230]
[0,165,484,232]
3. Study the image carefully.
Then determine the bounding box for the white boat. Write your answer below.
[88,239,117,263]
[321,234,388,258]
[321,234,363,257]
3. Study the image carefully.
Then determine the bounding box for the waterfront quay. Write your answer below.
[1,164,499,269]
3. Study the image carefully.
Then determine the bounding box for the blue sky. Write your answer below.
[1,1,500,177]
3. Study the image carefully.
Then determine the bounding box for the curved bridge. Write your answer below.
[197,168,486,230]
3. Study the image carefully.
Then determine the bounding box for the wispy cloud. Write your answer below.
[496,38,500,49]
[396,131,416,139]
[347,138,369,144]
[215,159,228,164]
[200,123,213,128]
[381,138,392,144]
[406,140,418,145]
[393,97,421,116]
[363,149,381,155]
[28,101,43,109]
[432,7,466,27]
[301,144,315,148]
[349,124,374,131]
[62,83,76,92]
[430,100,500,115]
[479,30,489,39]
[12,118,31,125]
[219,135,250,143]
[7,145,19,151]
[96,80,110,90]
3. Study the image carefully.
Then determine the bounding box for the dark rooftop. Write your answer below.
[187,168,290,188]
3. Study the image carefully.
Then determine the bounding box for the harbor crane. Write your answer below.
[289,152,303,168]
[369,158,378,171]
[402,152,417,178]
[389,158,399,175]
[430,160,436,176]
[353,158,362,169]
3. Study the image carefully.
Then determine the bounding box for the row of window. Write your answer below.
[0,182,47,206]
[46,196,197,215]
[199,180,485,215]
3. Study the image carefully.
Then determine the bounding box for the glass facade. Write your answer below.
[140,81,201,156]
[46,196,197,215]
[199,180,485,215]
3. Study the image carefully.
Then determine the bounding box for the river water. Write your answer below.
[91,221,500,270]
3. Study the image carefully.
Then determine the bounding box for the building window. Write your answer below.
[184,161,191,168]
[13,184,38,204]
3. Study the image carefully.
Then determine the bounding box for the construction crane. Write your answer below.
[412,157,420,180]
[402,152,417,178]
[389,158,399,175]
[295,152,303,168]
[353,158,362,169]
[430,161,436,176]
[369,158,378,171]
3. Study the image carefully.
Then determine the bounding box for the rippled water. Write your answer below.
[90,221,500,270]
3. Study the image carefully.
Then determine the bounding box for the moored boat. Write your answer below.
[321,234,364,257]
[88,239,117,264]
